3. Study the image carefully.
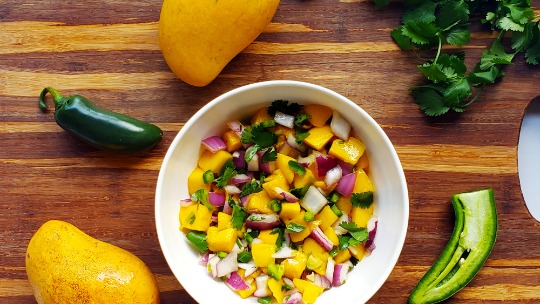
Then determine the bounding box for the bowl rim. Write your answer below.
[155,80,409,303]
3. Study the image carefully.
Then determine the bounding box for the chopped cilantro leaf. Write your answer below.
[202,170,214,184]
[237,251,252,263]
[191,189,213,210]
[270,227,285,249]
[294,130,309,144]
[231,203,248,230]
[268,100,302,116]
[286,222,306,233]
[240,180,262,197]
[290,184,311,198]
[351,191,374,209]
[258,296,273,304]
[339,221,369,243]
[214,166,236,189]
[245,145,260,162]
[262,148,277,162]
[294,113,311,127]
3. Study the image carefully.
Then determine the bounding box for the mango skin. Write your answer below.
[159,0,280,87]
[25,220,160,304]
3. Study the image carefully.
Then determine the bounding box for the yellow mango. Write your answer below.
[26,220,159,304]
[159,0,280,87]
[179,203,213,231]
[351,204,374,228]
[222,130,242,152]
[251,243,277,267]
[187,167,211,195]
[287,212,311,243]
[304,104,333,127]
[314,205,338,231]
[258,230,279,245]
[358,152,370,170]
[323,226,339,247]
[303,125,334,151]
[198,150,232,174]
[336,195,353,215]
[246,190,273,214]
[207,228,238,252]
[251,107,273,125]
[282,251,307,280]
[217,212,232,231]
[354,168,375,194]
[279,202,301,220]
[276,153,296,184]
[268,278,284,304]
[301,238,329,275]
[293,168,315,189]
[262,170,290,199]
[333,248,352,264]
[292,278,325,304]
[328,137,366,165]
[349,243,367,261]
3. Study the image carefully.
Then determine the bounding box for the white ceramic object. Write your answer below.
[518,97,540,222]
[155,80,409,304]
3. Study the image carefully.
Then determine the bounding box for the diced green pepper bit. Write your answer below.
[408,189,498,304]
[269,199,282,213]
[304,210,315,222]
[185,231,208,253]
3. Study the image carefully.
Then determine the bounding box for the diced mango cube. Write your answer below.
[187,167,211,195]
[267,278,285,304]
[179,204,213,231]
[351,203,374,228]
[323,226,339,247]
[293,278,325,304]
[304,125,334,151]
[304,104,333,127]
[251,107,272,125]
[237,280,256,299]
[252,243,277,268]
[258,230,279,245]
[246,190,273,214]
[357,152,369,169]
[198,150,233,174]
[207,228,238,252]
[293,168,315,189]
[222,130,242,152]
[336,195,353,214]
[349,243,367,261]
[282,250,307,280]
[313,180,336,193]
[217,212,232,231]
[276,153,296,184]
[315,205,339,231]
[262,170,290,199]
[353,168,375,194]
[333,248,352,264]
[328,137,366,165]
[286,212,311,243]
[279,202,301,221]
[301,238,330,275]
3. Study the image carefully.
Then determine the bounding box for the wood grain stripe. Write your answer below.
[0,122,184,133]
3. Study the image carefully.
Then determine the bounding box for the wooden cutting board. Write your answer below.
[2,1,540,303]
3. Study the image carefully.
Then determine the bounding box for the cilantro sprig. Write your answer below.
[376,0,540,116]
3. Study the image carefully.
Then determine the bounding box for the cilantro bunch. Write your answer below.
[375,0,540,116]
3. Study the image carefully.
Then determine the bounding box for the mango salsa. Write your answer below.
[181,101,378,304]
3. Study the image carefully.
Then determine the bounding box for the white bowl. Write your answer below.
[155,80,409,303]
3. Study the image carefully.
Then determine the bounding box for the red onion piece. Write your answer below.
[279,189,299,202]
[208,254,220,278]
[216,251,238,278]
[275,111,295,129]
[337,160,353,175]
[223,198,232,214]
[297,153,315,167]
[254,275,270,297]
[227,120,244,136]
[332,213,350,235]
[247,153,260,172]
[272,246,295,259]
[365,215,378,254]
[208,192,225,207]
[332,263,349,287]
[310,226,334,251]
[300,186,328,214]
[224,185,241,195]
[324,257,335,284]
[202,135,227,153]
[238,261,257,277]
[287,134,306,153]
[180,198,195,207]
[240,195,250,207]
[225,271,250,291]
[315,153,337,177]
[336,172,357,197]
[232,151,247,171]
[330,110,351,141]
[258,151,277,174]
[231,173,251,185]
[245,213,281,230]
[314,272,332,290]
[325,166,342,187]
[284,291,303,304]
[199,251,210,265]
